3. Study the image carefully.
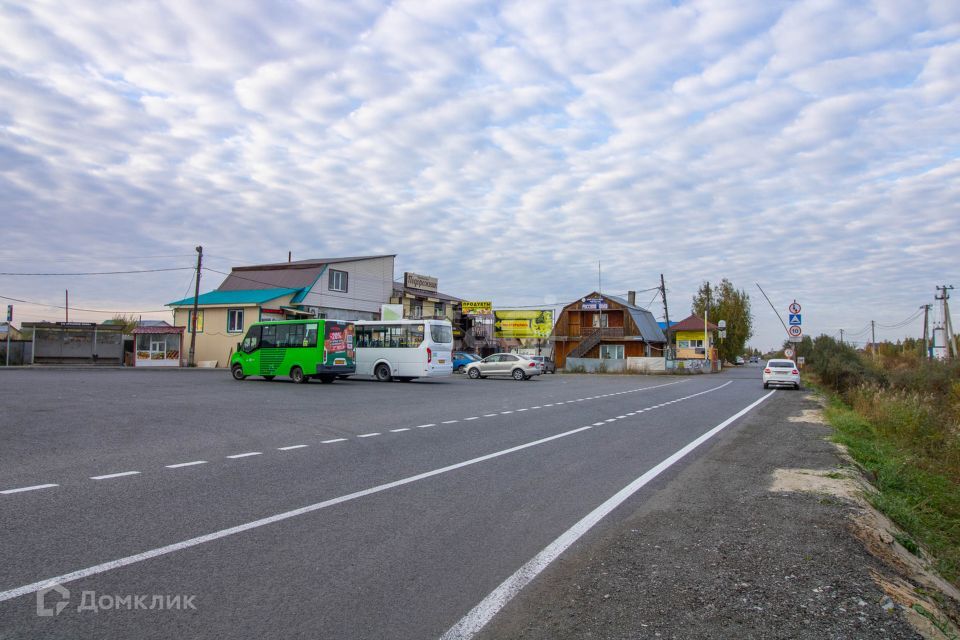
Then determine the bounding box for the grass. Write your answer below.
[822,393,960,587]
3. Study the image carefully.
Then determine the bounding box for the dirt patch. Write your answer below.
[770,468,858,500]
[788,408,827,424]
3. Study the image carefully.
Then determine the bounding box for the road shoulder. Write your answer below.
[477,388,928,639]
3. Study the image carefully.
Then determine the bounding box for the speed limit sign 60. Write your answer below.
[788,325,802,337]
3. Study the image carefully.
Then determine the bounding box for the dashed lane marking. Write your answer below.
[277,446,308,451]
[321,438,348,443]
[390,428,410,433]
[0,484,58,495]
[357,433,380,438]
[226,452,262,459]
[90,471,140,480]
[165,461,208,468]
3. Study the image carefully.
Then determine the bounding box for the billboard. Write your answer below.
[494,309,554,339]
[461,301,493,315]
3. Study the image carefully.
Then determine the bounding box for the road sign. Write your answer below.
[788,336,802,343]
[788,301,801,314]
[784,348,794,358]
[5,305,11,322]
[788,313,801,325]
[788,325,802,338]
[797,356,805,366]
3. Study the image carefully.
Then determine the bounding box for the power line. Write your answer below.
[0,267,193,276]
[0,294,168,315]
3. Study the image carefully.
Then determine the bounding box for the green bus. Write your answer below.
[230,319,356,384]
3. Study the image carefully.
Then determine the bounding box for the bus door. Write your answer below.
[237,325,262,374]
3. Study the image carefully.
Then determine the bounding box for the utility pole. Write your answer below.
[704,285,710,364]
[187,245,203,367]
[660,273,671,359]
[871,320,877,360]
[65,290,69,323]
[936,285,956,358]
[921,304,931,359]
[839,328,844,346]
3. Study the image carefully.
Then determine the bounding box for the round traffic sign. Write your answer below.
[784,348,795,358]
[788,325,802,337]
[788,301,801,314]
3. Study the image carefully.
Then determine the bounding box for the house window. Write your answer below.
[409,301,423,319]
[329,269,348,292]
[599,344,624,360]
[227,308,244,333]
[187,309,204,333]
[592,313,609,328]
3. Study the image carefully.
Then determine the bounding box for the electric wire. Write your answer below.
[0,294,169,315]
[0,267,193,276]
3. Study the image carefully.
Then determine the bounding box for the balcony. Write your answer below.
[555,327,625,340]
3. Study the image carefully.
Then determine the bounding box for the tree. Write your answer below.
[109,314,138,334]
[692,278,754,363]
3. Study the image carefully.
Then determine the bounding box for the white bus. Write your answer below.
[352,319,454,381]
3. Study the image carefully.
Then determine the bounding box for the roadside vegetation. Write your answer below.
[804,335,960,587]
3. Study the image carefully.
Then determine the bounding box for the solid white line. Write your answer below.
[0,424,597,604]
[415,424,436,429]
[277,445,308,451]
[357,433,380,438]
[226,452,261,459]
[1,484,58,495]
[390,428,411,433]
[441,390,777,640]
[321,438,348,443]
[90,471,140,480]
[165,461,207,468]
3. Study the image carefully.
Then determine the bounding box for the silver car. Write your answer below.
[465,353,543,381]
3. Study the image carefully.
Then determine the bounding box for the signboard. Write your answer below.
[404,272,438,293]
[797,356,805,366]
[788,313,801,325]
[5,305,11,322]
[494,309,554,338]
[581,297,608,310]
[788,336,802,343]
[787,325,802,338]
[788,301,801,314]
[380,304,403,321]
[784,348,795,358]
[461,301,493,315]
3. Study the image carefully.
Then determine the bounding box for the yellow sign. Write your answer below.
[494,309,554,338]
[462,301,493,315]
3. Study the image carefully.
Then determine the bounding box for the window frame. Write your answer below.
[227,308,244,333]
[187,309,204,333]
[328,269,348,293]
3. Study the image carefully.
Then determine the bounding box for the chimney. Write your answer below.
[627,290,636,306]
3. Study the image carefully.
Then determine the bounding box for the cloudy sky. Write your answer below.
[1,0,958,349]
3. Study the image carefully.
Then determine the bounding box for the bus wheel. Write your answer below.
[263,376,275,381]
[231,364,246,381]
[291,366,308,384]
[319,375,335,384]
[375,364,392,382]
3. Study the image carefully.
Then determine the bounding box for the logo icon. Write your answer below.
[37,583,70,617]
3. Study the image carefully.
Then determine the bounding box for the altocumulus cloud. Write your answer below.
[0,0,957,346]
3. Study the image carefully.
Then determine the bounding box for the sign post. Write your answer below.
[787,301,802,361]
[5,305,11,367]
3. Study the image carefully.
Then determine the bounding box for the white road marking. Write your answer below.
[414,424,435,429]
[616,415,627,419]
[226,452,262,459]
[543,404,553,407]
[390,428,410,433]
[165,461,207,468]
[442,420,459,424]
[592,422,605,426]
[277,446,308,451]
[321,438,348,443]
[357,433,380,438]
[500,411,513,414]
[530,406,541,410]
[483,414,497,418]
[0,423,598,604]
[465,416,480,420]
[441,389,777,640]
[516,409,528,412]
[90,471,140,480]
[604,418,617,423]
[1,484,58,495]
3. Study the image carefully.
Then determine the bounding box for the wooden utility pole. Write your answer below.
[921,304,931,359]
[65,290,69,323]
[660,273,671,359]
[839,328,844,346]
[871,320,877,360]
[187,246,203,367]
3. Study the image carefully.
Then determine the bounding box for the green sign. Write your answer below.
[494,310,554,338]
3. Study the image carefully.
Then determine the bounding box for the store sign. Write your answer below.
[493,309,554,338]
[581,297,608,310]
[404,272,438,292]
[461,301,493,315]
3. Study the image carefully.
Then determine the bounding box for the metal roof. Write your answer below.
[234,255,395,270]
[670,314,718,332]
[132,325,185,334]
[216,255,393,292]
[167,288,302,307]
[604,294,667,343]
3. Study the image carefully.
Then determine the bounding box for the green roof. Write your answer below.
[167,288,302,307]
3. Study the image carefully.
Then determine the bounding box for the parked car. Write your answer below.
[465,353,542,381]
[735,356,745,365]
[529,355,557,374]
[453,351,481,373]
[763,359,800,390]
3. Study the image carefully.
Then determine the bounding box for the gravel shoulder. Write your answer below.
[476,388,926,639]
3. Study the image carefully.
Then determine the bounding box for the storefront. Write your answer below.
[132,326,185,367]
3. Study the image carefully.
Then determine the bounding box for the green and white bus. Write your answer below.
[230,319,355,384]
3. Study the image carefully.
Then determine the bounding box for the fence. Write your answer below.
[565,357,667,373]
[0,341,32,366]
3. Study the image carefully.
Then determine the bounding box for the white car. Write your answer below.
[465,353,543,381]
[763,359,800,390]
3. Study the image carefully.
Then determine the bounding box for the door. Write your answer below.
[149,339,165,361]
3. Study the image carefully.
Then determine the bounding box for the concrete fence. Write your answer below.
[565,357,667,373]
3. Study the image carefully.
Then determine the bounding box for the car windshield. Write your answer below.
[769,360,795,368]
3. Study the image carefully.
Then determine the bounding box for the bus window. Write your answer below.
[261,324,277,348]
[430,324,453,344]
[285,324,305,348]
[305,323,318,348]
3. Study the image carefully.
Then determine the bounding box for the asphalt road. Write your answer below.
[1,365,780,639]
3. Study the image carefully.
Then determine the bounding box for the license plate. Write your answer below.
[438,359,445,364]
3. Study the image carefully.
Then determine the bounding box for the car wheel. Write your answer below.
[263,375,275,381]
[795,383,801,390]
[468,368,481,379]
[231,364,246,381]
[456,365,466,373]
[375,363,392,382]
[512,368,526,381]
[763,382,768,389]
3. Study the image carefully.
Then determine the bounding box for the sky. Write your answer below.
[1,0,958,350]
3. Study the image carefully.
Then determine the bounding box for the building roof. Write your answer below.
[604,294,667,343]
[132,325,185,334]
[671,314,718,332]
[392,282,462,303]
[167,288,302,307]
[217,255,395,292]
[657,321,679,330]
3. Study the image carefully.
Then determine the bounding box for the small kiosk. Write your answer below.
[132,325,185,367]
